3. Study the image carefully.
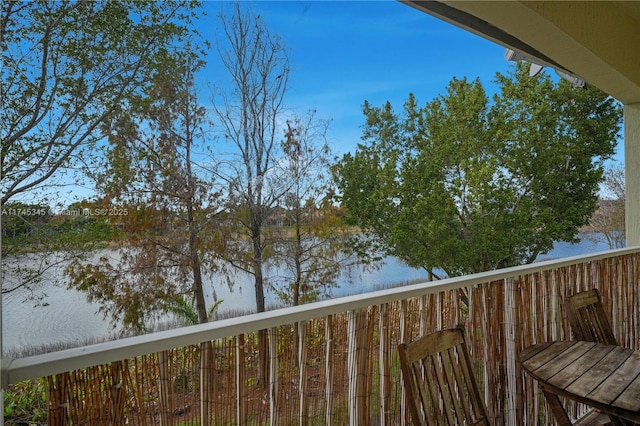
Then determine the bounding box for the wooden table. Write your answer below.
[520,340,640,425]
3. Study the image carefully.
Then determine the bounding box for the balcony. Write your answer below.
[2,247,638,425]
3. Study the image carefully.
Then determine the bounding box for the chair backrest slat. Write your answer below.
[398,326,492,426]
[564,289,617,345]
[444,348,467,424]
[424,358,443,424]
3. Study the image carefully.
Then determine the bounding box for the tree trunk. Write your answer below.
[251,224,269,387]
[190,230,208,324]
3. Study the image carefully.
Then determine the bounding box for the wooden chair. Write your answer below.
[564,288,617,345]
[564,289,636,426]
[398,326,491,426]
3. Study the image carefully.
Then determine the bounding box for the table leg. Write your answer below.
[540,385,573,426]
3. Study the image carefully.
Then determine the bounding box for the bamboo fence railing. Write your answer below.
[10,250,640,425]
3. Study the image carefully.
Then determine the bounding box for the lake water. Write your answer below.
[1,233,611,354]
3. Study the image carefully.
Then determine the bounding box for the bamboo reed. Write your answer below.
[35,252,639,425]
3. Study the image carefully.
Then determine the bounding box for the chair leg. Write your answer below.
[540,386,574,426]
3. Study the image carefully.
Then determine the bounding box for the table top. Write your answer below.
[520,340,640,423]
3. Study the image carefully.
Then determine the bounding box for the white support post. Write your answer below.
[625,103,640,247]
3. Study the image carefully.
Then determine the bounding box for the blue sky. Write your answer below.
[46,1,624,206]
[200,1,512,157]
[40,1,521,207]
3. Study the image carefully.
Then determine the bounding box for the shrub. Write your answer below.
[4,379,47,425]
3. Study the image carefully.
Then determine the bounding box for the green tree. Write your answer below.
[67,46,222,332]
[1,0,201,298]
[1,201,115,299]
[0,203,50,240]
[337,64,621,279]
[1,0,200,204]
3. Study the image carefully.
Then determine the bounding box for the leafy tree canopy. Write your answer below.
[336,64,621,277]
[1,0,201,204]
[66,43,222,332]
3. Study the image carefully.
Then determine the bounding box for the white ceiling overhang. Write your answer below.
[403,1,640,105]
